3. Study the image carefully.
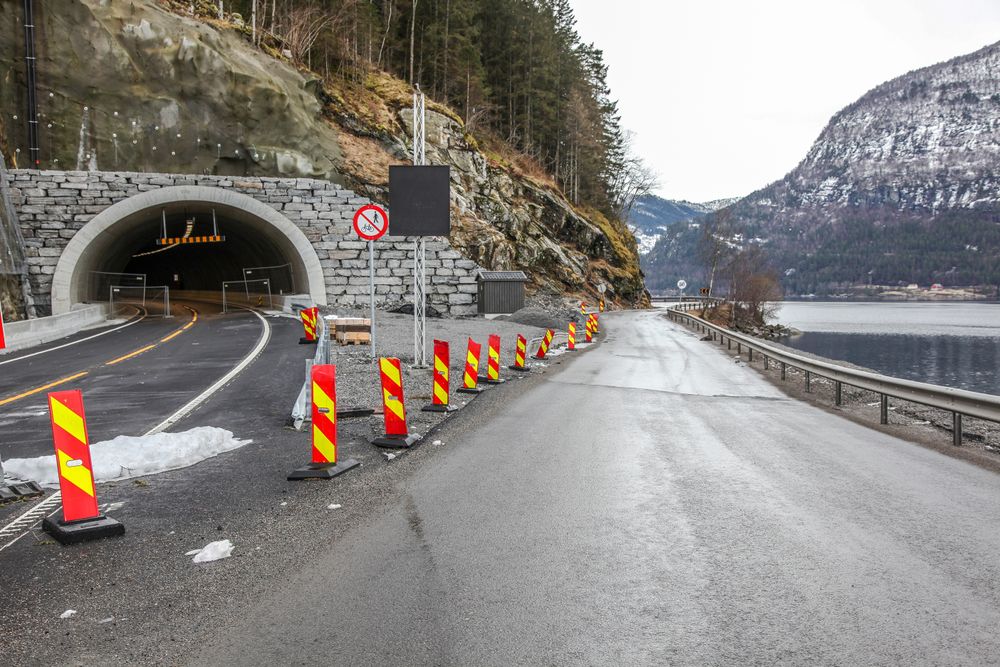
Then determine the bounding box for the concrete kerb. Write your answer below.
[0,303,117,354]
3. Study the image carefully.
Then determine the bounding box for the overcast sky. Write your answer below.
[570,0,1000,203]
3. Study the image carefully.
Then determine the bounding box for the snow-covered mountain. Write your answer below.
[644,40,1000,294]
[628,195,735,255]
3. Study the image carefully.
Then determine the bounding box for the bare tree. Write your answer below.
[608,131,657,220]
[284,5,336,64]
[725,245,782,328]
[699,208,736,298]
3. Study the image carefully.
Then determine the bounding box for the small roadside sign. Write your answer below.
[353,204,389,241]
[597,283,606,294]
[677,279,687,290]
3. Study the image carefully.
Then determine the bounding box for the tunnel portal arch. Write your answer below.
[50,185,327,314]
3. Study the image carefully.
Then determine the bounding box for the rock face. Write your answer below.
[0,0,342,180]
[645,41,1000,294]
[0,0,646,310]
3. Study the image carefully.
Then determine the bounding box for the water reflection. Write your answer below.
[779,332,1000,395]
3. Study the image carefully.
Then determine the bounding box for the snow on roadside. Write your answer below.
[3,427,252,487]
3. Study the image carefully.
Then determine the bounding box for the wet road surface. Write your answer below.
[185,310,1000,665]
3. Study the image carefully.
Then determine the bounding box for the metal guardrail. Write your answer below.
[665,301,1000,446]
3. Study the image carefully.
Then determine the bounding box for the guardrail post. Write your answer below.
[835,381,842,406]
[880,394,889,424]
[805,370,811,392]
[737,342,741,355]
[727,339,731,350]
[781,362,786,380]
[953,413,963,446]
[763,356,769,370]
[748,348,753,362]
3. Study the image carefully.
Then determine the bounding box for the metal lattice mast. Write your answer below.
[412,88,428,367]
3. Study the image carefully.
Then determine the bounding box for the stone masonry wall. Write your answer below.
[6,169,481,316]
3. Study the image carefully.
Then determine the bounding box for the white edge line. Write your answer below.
[144,307,271,436]
[0,307,270,552]
[0,306,146,367]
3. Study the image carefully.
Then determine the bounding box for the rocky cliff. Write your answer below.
[0,0,645,309]
[645,41,1000,294]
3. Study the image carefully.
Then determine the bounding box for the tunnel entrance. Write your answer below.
[51,186,327,314]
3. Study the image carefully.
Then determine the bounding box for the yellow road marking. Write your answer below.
[104,344,157,366]
[0,307,201,408]
[0,372,89,407]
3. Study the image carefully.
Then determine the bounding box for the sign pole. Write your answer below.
[368,239,376,361]
[352,203,389,362]
[412,87,428,368]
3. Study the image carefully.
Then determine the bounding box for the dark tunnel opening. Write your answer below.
[118,210,293,294]
[71,202,309,305]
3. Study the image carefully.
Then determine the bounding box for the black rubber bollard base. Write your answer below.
[372,433,421,449]
[287,458,360,481]
[422,403,458,413]
[507,365,531,372]
[299,338,318,345]
[337,407,374,419]
[43,512,125,546]
[457,387,484,394]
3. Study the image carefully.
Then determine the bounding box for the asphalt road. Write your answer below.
[0,299,263,462]
[2,310,999,665]
[178,309,1000,665]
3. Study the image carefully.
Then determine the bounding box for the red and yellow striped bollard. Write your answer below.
[599,299,605,312]
[535,329,554,359]
[567,322,576,351]
[0,307,6,351]
[458,338,484,394]
[508,334,530,371]
[580,302,587,316]
[299,307,318,344]
[482,334,505,384]
[42,390,125,544]
[373,357,419,448]
[423,340,457,412]
[585,317,594,343]
[289,364,359,479]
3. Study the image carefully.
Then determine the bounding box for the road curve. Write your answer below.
[0,300,263,462]
[187,310,1000,665]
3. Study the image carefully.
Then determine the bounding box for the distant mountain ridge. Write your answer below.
[644,41,1000,294]
[628,194,736,255]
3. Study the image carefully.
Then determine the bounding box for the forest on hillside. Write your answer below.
[208,0,655,221]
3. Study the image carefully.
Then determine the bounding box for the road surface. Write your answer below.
[176,310,1000,665]
[0,299,265,462]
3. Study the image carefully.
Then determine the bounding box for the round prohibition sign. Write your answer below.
[353,204,389,241]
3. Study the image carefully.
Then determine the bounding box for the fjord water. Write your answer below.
[776,302,1000,395]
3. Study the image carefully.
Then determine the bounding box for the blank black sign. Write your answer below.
[388,165,451,236]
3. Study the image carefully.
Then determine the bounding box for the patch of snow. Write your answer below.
[383,453,397,461]
[189,539,234,563]
[327,504,342,510]
[4,427,252,487]
[59,609,77,619]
